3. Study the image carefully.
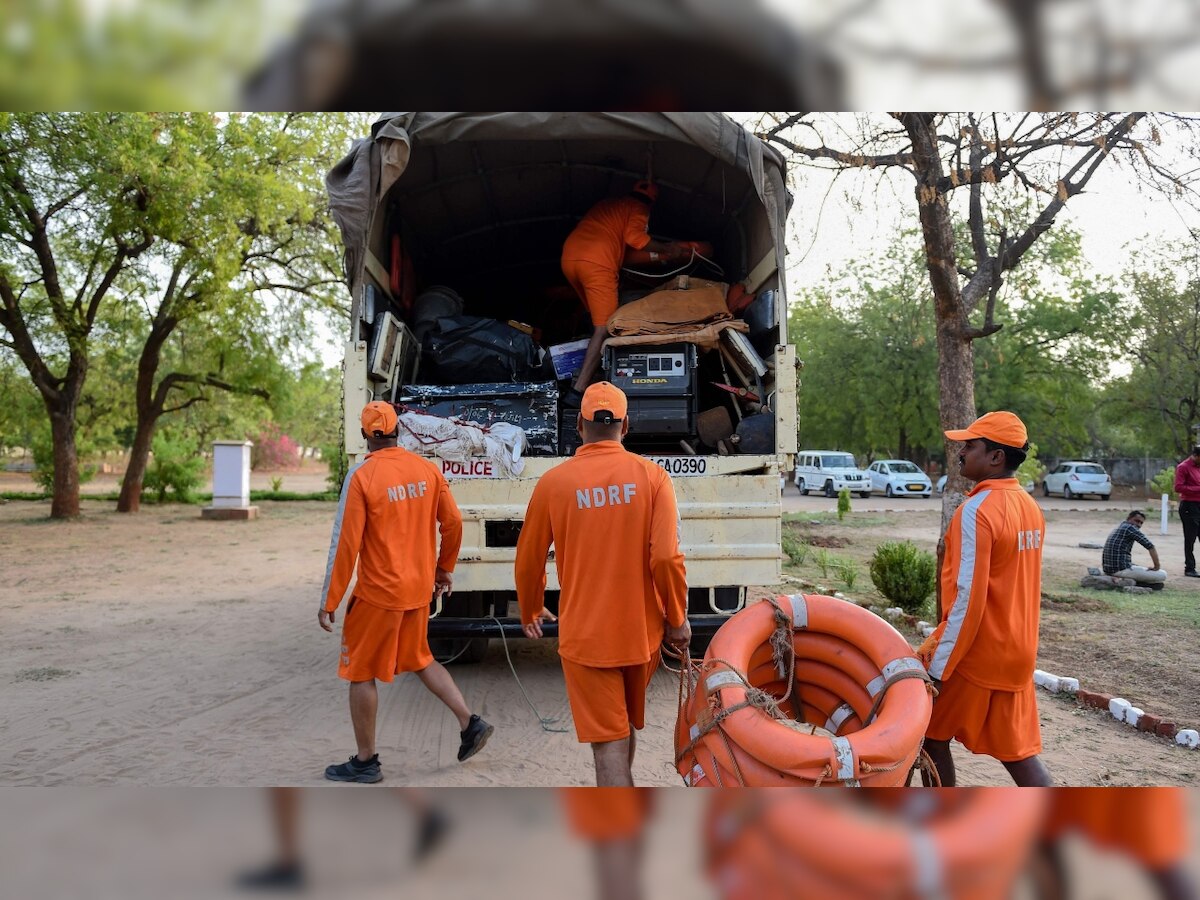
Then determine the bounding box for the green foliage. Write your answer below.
[813,548,833,578]
[833,558,860,590]
[837,487,851,520]
[1150,468,1177,500]
[869,541,937,615]
[270,476,284,492]
[781,532,810,566]
[323,440,350,495]
[142,433,204,503]
[1016,442,1045,491]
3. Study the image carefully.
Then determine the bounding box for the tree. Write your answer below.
[1104,252,1200,458]
[0,113,349,517]
[113,113,350,512]
[759,112,1197,525]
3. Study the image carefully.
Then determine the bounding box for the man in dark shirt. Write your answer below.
[1101,510,1165,586]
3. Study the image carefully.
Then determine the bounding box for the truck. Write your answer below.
[326,112,796,661]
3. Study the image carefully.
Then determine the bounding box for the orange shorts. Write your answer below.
[926,674,1042,762]
[338,596,433,682]
[560,788,654,841]
[1044,788,1188,869]
[562,258,619,327]
[561,653,660,743]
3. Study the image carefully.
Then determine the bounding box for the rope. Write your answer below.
[619,248,727,280]
[863,668,936,728]
[488,615,570,734]
[395,406,493,447]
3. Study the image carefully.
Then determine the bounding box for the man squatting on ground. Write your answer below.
[319,401,492,784]
[1102,510,1166,587]
[918,411,1054,787]
[1173,445,1200,578]
[515,382,691,787]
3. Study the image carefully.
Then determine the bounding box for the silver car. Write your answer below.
[1042,461,1112,500]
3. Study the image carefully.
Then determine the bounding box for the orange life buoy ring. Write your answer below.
[705,789,1047,900]
[675,594,934,787]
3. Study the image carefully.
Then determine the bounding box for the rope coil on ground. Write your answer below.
[674,593,935,787]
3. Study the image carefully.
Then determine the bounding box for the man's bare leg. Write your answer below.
[349,680,377,760]
[593,737,635,787]
[627,728,637,771]
[592,837,644,900]
[923,738,956,787]
[415,660,471,730]
[1002,755,1053,786]
[572,326,609,394]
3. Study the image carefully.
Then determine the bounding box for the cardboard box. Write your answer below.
[549,339,590,381]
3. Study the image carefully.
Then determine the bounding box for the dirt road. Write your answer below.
[1,498,1196,786]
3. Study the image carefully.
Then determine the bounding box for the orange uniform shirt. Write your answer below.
[515,441,688,667]
[561,196,652,272]
[321,447,462,614]
[926,478,1045,691]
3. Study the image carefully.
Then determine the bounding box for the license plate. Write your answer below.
[647,456,708,476]
[907,483,925,491]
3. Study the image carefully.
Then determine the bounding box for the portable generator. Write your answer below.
[603,342,699,450]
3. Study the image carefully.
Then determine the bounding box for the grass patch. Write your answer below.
[15,666,76,682]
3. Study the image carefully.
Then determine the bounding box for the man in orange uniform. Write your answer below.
[919,411,1053,786]
[561,181,689,402]
[515,382,690,786]
[319,401,493,783]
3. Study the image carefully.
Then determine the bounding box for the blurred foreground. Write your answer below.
[1,788,1194,900]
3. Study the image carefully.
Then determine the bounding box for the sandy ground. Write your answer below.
[1,496,1197,787]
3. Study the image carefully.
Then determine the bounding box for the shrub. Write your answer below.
[251,423,301,470]
[142,433,204,503]
[834,558,860,590]
[869,540,937,615]
[1150,467,1177,501]
[270,476,284,492]
[1016,441,1045,492]
[813,547,833,578]
[781,532,810,566]
[837,487,851,520]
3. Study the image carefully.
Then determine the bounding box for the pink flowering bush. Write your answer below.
[251,424,301,470]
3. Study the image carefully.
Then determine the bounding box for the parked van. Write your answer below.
[326,113,797,660]
[794,450,871,498]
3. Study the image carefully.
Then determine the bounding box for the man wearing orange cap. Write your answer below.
[515,382,690,786]
[918,410,1053,787]
[319,401,493,784]
[561,182,691,404]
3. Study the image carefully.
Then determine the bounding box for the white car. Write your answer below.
[1042,461,1112,500]
[867,459,932,498]
[794,450,872,498]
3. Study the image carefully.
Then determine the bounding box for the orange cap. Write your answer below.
[361,401,398,437]
[632,180,659,202]
[581,382,627,424]
[944,411,1028,449]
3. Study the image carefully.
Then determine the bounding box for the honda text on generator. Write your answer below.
[327,112,797,662]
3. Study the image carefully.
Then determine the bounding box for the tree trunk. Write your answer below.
[116,415,156,513]
[48,405,80,518]
[901,113,979,534]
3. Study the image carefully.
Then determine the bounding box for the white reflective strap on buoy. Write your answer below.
[689,723,700,741]
[867,656,925,697]
[787,593,808,628]
[684,764,706,786]
[831,736,859,786]
[824,703,855,734]
[705,670,742,693]
[911,830,947,900]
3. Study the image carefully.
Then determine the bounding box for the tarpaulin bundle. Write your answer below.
[704,789,1049,900]
[674,594,934,787]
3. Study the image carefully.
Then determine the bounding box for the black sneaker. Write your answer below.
[234,861,306,892]
[457,714,494,762]
[1186,570,1200,578]
[413,809,451,862]
[324,753,382,783]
